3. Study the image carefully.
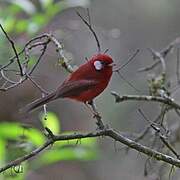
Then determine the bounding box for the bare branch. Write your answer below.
[138,109,180,159]
[161,37,180,57]
[0,32,75,91]
[138,60,159,72]
[115,72,140,92]
[26,74,49,95]
[0,24,23,76]
[148,48,166,75]
[76,10,101,53]
[46,33,74,73]
[0,78,26,91]
[1,128,180,173]
[138,37,180,72]
[176,48,180,84]
[28,44,48,75]
[87,100,105,129]
[111,92,180,110]
[114,49,140,72]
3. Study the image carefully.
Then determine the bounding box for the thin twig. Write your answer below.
[176,48,180,84]
[161,37,180,57]
[0,70,17,84]
[134,105,170,142]
[0,32,75,91]
[47,34,74,73]
[26,74,49,94]
[0,59,14,71]
[138,109,180,159]
[148,48,166,75]
[28,44,48,75]
[88,100,105,129]
[0,24,23,76]
[111,92,179,110]
[76,10,101,53]
[116,72,140,92]
[0,78,26,91]
[114,49,140,72]
[0,34,49,71]
[138,37,180,72]
[138,61,159,72]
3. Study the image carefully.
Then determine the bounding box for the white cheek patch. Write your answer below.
[94,61,103,71]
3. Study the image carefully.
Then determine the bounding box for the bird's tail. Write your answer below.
[20,92,56,114]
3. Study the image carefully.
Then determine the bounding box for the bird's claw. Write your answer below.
[93,111,101,118]
[95,122,109,131]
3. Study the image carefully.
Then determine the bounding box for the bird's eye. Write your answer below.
[93,60,103,71]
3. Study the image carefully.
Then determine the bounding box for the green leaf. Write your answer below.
[35,145,98,167]
[0,139,6,165]
[15,20,28,33]
[31,14,48,26]
[8,3,22,15]
[23,128,45,146]
[3,16,16,33]
[0,122,45,146]
[46,4,60,18]
[8,0,36,15]
[1,162,28,180]
[39,0,53,9]
[0,122,24,139]
[40,112,60,134]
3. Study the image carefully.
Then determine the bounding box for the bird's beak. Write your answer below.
[109,63,116,67]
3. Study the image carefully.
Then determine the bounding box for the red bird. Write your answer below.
[23,53,113,113]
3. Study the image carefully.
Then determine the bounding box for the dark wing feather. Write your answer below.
[54,79,98,98]
[20,92,56,113]
[21,79,98,113]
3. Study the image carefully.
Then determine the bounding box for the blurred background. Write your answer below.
[1,0,180,179]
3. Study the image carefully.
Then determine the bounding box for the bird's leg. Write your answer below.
[87,100,99,115]
[84,101,97,116]
[84,100,100,117]
[85,100,105,130]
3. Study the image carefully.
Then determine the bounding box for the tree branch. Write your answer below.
[138,37,180,72]
[0,24,23,76]
[1,127,180,173]
[111,92,180,110]
[0,32,75,91]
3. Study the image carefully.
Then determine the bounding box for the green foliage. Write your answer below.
[35,132,98,167]
[37,112,98,167]
[0,0,90,35]
[40,111,60,135]
[1,163,28,180]
[36,145,97,167]
[0,111,98,179]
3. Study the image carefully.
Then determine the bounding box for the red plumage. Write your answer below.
[22,53,113,113]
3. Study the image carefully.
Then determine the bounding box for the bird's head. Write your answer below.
[90,54,114,71]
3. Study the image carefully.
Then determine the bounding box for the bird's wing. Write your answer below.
[20,92,56,113]
[21,80,98,113]
[55,79,98,98]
